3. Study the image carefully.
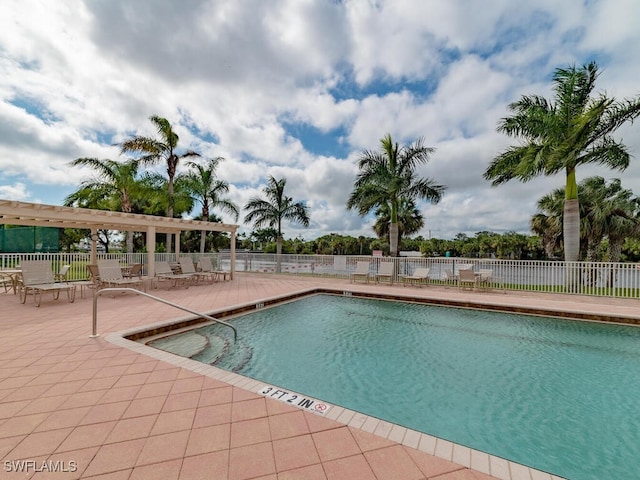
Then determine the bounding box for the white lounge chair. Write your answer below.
[154,260,196,289]
[180,257,215,284]
[350,261,371,283]
[399,267,430,287]
[458,269,479,291]
[375,262,395,284]
[54,264,71,282]
[199,256,229,282]
[19,260,76,307]
[443,268,457,286]
[97,260,146,291]
[477,268,504,292]
[122,263,143,279]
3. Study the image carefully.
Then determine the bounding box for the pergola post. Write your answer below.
[146,226,156,277]
[174,232,180,260]
[90,228,98,265]
[230,230,236,280]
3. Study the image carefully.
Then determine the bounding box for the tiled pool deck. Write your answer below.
[2,273,637,480]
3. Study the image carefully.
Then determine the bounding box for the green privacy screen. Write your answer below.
[0,226,59,253]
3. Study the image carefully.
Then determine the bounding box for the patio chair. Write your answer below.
[398,267,430,287]
[71,264,101,298]
[86,264,102,288]
[443,268,457,286]
[350,261,371,283]
[1,268,23,295]
[477,268,504,292]
[154,260,196,289]
[123,263,143,279]
[458,269,479,291]
[199,256,229,282]
[179,257,215,284]
[54,264,71,282]
[19,260,76,307]
[97,259,146,292]
[375,262,395,284]
[0,272,13,293]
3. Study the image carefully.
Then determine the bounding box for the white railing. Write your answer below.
[2,252,639,298]
[218,253,640,298]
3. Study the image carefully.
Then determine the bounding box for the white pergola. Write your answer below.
[0,199,239,278]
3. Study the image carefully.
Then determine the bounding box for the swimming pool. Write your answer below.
[147,293,640,480]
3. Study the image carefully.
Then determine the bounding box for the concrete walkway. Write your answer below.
[2,273,632,480]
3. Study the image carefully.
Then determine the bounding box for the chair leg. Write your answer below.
[19,286,28,304]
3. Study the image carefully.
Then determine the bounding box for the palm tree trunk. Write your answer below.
[563,168,580,262]
[200,230,206,253]
[607,238,623,288]
[608,238,623,263]
[276,235,283,273]
[126,231,134,254]
[563,198,581,290]
[563,199,580,261]
[389,223,399,257]
[166,172,175,253]
[200,205,210,254]
[122,201,134,254]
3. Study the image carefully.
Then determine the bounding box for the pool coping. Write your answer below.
[100,285,625,480]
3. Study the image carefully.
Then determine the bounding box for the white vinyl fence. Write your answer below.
[1,252,639,298]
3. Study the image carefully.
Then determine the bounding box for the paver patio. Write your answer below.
[1,272,633,479]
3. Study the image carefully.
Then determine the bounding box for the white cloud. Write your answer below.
[1,0,639,242]
[0,182,29,201]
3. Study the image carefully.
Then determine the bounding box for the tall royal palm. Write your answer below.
[244,176,310,271]
[181,158,239,253]
[485,61,640,263]
[66,158,142,253]
[119,115,201,252]
[347,134,445,257]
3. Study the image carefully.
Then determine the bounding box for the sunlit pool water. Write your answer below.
[148,294,640,480]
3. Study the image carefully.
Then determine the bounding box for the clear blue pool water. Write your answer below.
[148,294,640,480]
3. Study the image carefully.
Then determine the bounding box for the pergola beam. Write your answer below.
[0,199,238,278]
[0,200,238,234]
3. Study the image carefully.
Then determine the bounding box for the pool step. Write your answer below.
[212,340,253,373]
[148,323,251,373]
[189,325,252,373]
[190,334,230,365]
[148,331,210,358]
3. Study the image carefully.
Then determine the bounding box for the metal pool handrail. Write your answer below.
[91,287,237,342]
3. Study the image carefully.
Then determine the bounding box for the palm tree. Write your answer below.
[530,188,565,259]
[137,172,195,216]
[580,177,639,262]
[372,198,424,251]
[119,115,201,252]
[607,198,640,263]
[347,134,446,256]
[244,176,310,271]
[180,158,240,253]
[531,177,640,263]
[485,61,640,264]
[67,157,142,253]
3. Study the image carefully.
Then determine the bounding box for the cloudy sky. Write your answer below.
[1,0,640,241]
